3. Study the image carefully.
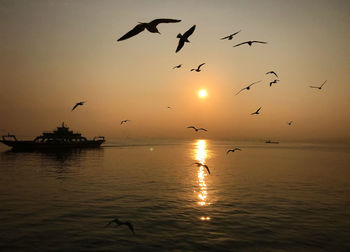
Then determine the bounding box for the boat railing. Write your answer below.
[2,134,18,142]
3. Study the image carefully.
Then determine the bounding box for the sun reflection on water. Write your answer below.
[193,140,209,208]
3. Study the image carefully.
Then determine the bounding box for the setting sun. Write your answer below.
[198,89,208,98]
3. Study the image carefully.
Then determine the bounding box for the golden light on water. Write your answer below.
[198,89,208,98]
[194,140,209,207]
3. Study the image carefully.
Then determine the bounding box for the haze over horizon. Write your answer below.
[1,0,349,142]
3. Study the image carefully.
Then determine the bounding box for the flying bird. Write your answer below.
[187,126,207,132]
[117,18,181,41]
[121,120,131,125]
[226,148,242,155]
[233,41,267,47]
[173,64,182,69]
[310,80,327,90]
[251,107,262,115]
[72,101,86,111]
[269,79,280,87]
[190,63,205,72]
[176,25,196,53]
[193,162,210,174]
[287,121,293,125]
[220,30,241,40]
[266,71,278,78]
[106,218,135,234]
[167,106,172,109]
[235,80,262,95]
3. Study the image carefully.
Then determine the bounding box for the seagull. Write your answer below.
[233,41,267,47]
[269,79,280,87]
[176,25,196,53]
[173,64,182,69]
[266,71,278,78]
[187,126,207,132]
[287,121,293,125]
[117,18,181,41]
[190,63,205,72]
[226,148,242,154]
[72,101,86,111]
[235,80,262,95]
[193,162,210,174]
[220,30,241,40]
[106,218,135,235]
[121,120,131,125]
[310,80,327,90]
[251,107,262,115]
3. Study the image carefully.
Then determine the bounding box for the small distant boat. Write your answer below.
[0,123,105,150]
[265,140,279,144]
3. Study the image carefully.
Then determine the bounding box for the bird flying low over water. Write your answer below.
[106,218,135,234]
[176,25,196,53]
[193,162,210,174]
[190,63,205,72]
[235,80,262,95]
[269,79,280,87]
[287,121,293,125]
[72,101,86,111]
[233,41,267,47]
[120,120,131,125]
[226,148,242,154]
[220,30,241,40]
[117,18,181,41]
[187,126,207,132]
[251,107,262,115]
[173,64,182,69]
[310,80,327,90]
[266,71,278,78]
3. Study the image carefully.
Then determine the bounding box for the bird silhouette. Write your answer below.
[220,30,241,40]
[173,64,182,69]
[117,18,181,41]
[251,107,262,115]
[235,80,262,95]
[167,106,172,109]
[269,79,280,87]
[193,162,210,174]
[266,71,278,78]
[106,218,135,235]
[233,41,267,47]
[176,25,196,53]
[287,121,293,125]
[226,148,242,154]
[190,63,205,72]
[310,80,327,90]
[72,101,86,111]
[121,120,131,125]
[187,126,207,132]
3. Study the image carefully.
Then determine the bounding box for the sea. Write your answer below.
[0,139,349,251]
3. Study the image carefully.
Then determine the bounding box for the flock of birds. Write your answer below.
[67,18,328,235]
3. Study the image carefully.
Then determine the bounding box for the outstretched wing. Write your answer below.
[320,80,327,87]
[198,63,205,69]
[203,165,210,174]
[220,35,230,40]
[226,150,233,155]
[252,41,267,44]
[266,71,278,78]
[183,25,196,38]
[256,107,262,113]
[235,147,241,151]
[232,30,241,36]
[235,87,246,95]
[187,126,196,130]
[72,103,79,111]
[176,39,185,53]
[249,80,262,87]
[233,41,248,47]
[150,18,181,26]
[198,128,207,131]
[117,23,146,41]
[309,86,319,88]
[126,222,135,234]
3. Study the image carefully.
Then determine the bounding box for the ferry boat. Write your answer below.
[0,123,105,150]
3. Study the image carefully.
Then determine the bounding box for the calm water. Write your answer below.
[0,140,349,251]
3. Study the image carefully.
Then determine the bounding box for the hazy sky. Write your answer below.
[0,0,349,141]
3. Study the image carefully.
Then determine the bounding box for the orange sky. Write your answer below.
[0,0,349,142]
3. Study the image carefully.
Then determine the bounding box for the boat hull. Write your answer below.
[0,140,104,150]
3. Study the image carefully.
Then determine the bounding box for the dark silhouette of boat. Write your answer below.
[0,123,105,150]
[265,140,279,144]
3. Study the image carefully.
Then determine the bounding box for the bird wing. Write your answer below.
[72,103,79,111]
[309,86,319,88]
[117,23,146,41]
[233,41,248,47]
[176,39,185,53]
[204,165,210,174]
[320,80,327,87]
[256,107,262,113]
[187,126,196,130]
[235,148,241,151]
[252,41,267,44]
[126,222,135,234]
[183,25,196,38]
[198,128,207,131]
[249,80,262,87]
[220,35,230,40]
[232,30,241,36]
[266,71,278,78]
[150,18,181,26]
[235,87,246,95]
[226,150,233,154]
[198,63,205,69]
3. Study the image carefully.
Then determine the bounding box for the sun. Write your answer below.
[198,89,208,98]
